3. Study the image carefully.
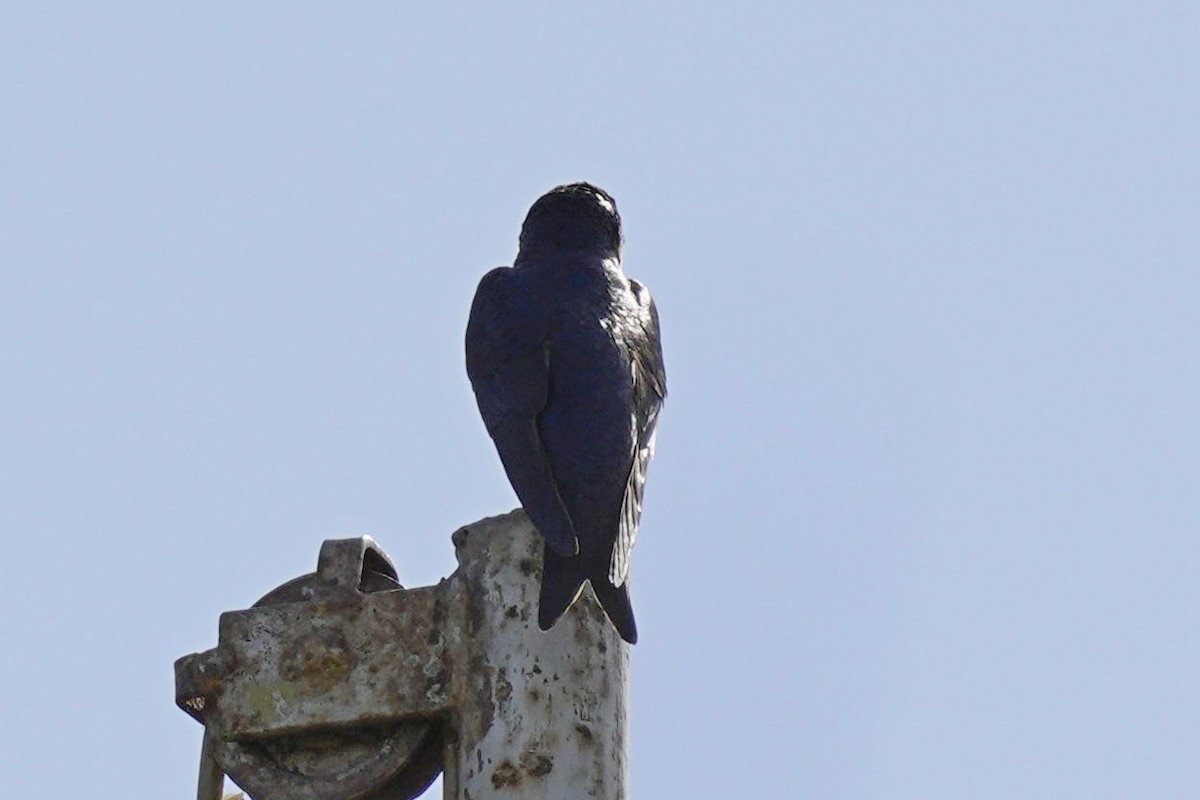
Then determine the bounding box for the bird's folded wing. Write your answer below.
[610,282,668,586]
[466,268,578,557]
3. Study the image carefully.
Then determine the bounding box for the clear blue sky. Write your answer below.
[2,4,1198,798]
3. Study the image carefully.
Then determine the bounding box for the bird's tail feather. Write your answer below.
[538,545,638,644]
[591,578,638,644]
[538,547,586,632]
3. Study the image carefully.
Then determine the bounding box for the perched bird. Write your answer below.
[465,182,666,644]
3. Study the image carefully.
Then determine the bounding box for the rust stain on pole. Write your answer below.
[450,510,629,800]
[175,512,629,800]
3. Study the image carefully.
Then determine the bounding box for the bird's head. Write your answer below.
[518,182,623,258]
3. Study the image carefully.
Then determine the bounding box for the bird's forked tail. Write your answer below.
[538,545,638,644]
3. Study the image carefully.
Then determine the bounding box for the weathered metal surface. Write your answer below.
[196,732,225,800]
[448,511,630,800]
[176,515,630,800]
[175,536,445,800]
[211,585,452,739]
[208,723,441,800]
[177,540,457,740]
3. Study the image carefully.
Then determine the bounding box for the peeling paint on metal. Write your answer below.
[176,516,629,800]
[449,510,629,799]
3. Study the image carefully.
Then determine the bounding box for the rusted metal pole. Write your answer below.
[175,511,631,800]
[196,731,224,800]
[447,511,630,800]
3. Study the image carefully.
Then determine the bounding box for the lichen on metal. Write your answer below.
[175,512,629,800]
[176,536,446,800]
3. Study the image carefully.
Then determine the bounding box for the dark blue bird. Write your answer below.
[465,182,666,644]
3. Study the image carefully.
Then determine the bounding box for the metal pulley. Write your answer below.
[175,537,446,800]
[175,512,631,800]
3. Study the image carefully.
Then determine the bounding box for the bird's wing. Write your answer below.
[466,267,579,557]
[610,280,667,586]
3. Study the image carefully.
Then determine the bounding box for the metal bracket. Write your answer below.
[175,536,450,800]
[175,513,630,800]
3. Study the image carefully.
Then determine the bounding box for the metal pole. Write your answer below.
[447,511,630,800]
[196,731,225,800]
[176,511,631,800]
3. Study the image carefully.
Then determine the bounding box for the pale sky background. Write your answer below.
[2,4,1198,798]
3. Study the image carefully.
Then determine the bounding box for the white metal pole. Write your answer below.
[446,511,630,800]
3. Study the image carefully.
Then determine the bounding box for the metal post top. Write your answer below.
[176,514,630,800]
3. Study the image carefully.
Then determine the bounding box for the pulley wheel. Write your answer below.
[211,540,443,800]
